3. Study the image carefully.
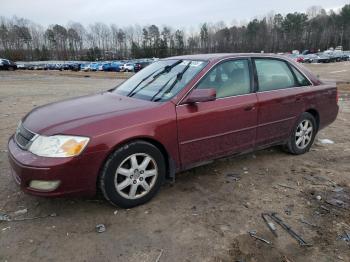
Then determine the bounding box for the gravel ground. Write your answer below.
[0,62,349,262]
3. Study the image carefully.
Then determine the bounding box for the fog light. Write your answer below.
[29,180,60,191]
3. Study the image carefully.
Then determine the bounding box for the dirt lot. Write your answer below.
[0,62,349,262]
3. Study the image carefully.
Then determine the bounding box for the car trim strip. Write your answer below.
[179,115,295,145]
[179,125,256,145]
[256,116,296,127]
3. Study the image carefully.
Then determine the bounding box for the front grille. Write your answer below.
[15,123,36,149]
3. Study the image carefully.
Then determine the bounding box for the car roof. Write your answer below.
[166,53,287,62]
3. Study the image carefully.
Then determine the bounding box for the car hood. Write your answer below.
[22,92,158,136]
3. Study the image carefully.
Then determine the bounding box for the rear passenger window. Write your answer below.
[291,66,311,86]
[255,59,296,91]
[197,59,251,98]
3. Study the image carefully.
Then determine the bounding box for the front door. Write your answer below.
[176,59,258,168]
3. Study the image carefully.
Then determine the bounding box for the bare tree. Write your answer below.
[1,4,350,61]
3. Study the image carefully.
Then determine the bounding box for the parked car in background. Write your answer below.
[302,54,312,63]
[70,63,82,72]
[26,64,35,70]
[102,62,122,72]
[287,54,304,63]
[80,63,91,71]
[304,53,330,63]
[301,49,318,55]
[33,64,46,70]
[45,64,56,70]
[89,62,100,71]
[326,51,349,62]
[2,59,156,72]
[121,63,134,72]
[98,62,109,71]
[49,64,64,71]
[62,63,71,70]
[0,59,17,70]
[335,46,343,51]
[133,63,142,72]
[8,53,338,208]
[16,63,28,70]
[343,51,350,59]
[134,61,151,72]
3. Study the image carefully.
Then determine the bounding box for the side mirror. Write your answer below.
[182,88,216,104]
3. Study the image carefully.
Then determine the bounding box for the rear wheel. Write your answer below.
[100,141,166,208]
[285,112,317,155]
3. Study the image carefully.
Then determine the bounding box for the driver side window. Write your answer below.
[197,59,251,98]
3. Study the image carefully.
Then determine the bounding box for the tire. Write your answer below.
[284,112,317,155]
[100,140,166,208]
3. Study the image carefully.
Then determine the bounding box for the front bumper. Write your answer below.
[7,137,107,197]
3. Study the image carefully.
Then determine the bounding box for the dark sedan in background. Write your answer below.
[0,59,17,70]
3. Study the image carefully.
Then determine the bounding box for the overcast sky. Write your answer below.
[1,0,348,28]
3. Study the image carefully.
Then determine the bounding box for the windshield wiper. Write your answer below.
[152,60,183,79]
[126,71,155,97]
[127,60,183,97]
[151,61,192,102]
[128,60,183,98]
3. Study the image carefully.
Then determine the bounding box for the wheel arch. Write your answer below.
[305,108,320,131]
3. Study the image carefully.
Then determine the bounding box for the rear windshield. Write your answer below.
[113,59,207,102]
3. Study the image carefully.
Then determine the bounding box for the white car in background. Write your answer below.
[121,63,134,72]
[81,63,91,71]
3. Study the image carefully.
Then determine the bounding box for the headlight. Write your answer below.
[28,135,90,158]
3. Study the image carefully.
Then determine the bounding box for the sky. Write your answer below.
[0,0,348,28]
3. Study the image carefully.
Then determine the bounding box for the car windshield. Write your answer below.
[113,59,207,102]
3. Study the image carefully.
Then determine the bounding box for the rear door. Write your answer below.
[253,58,309,147]
[176,58,258,168]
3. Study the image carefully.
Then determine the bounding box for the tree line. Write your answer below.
[0,4,350,61]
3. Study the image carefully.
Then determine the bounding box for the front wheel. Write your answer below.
[284,112,317,155]
[100,141,166,208]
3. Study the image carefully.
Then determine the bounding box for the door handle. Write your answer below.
[244,105,256,111]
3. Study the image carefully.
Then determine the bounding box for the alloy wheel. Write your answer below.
[114,153,158,199]
[295,119,313,149]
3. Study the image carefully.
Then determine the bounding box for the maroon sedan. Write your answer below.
[8,54,338,208]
